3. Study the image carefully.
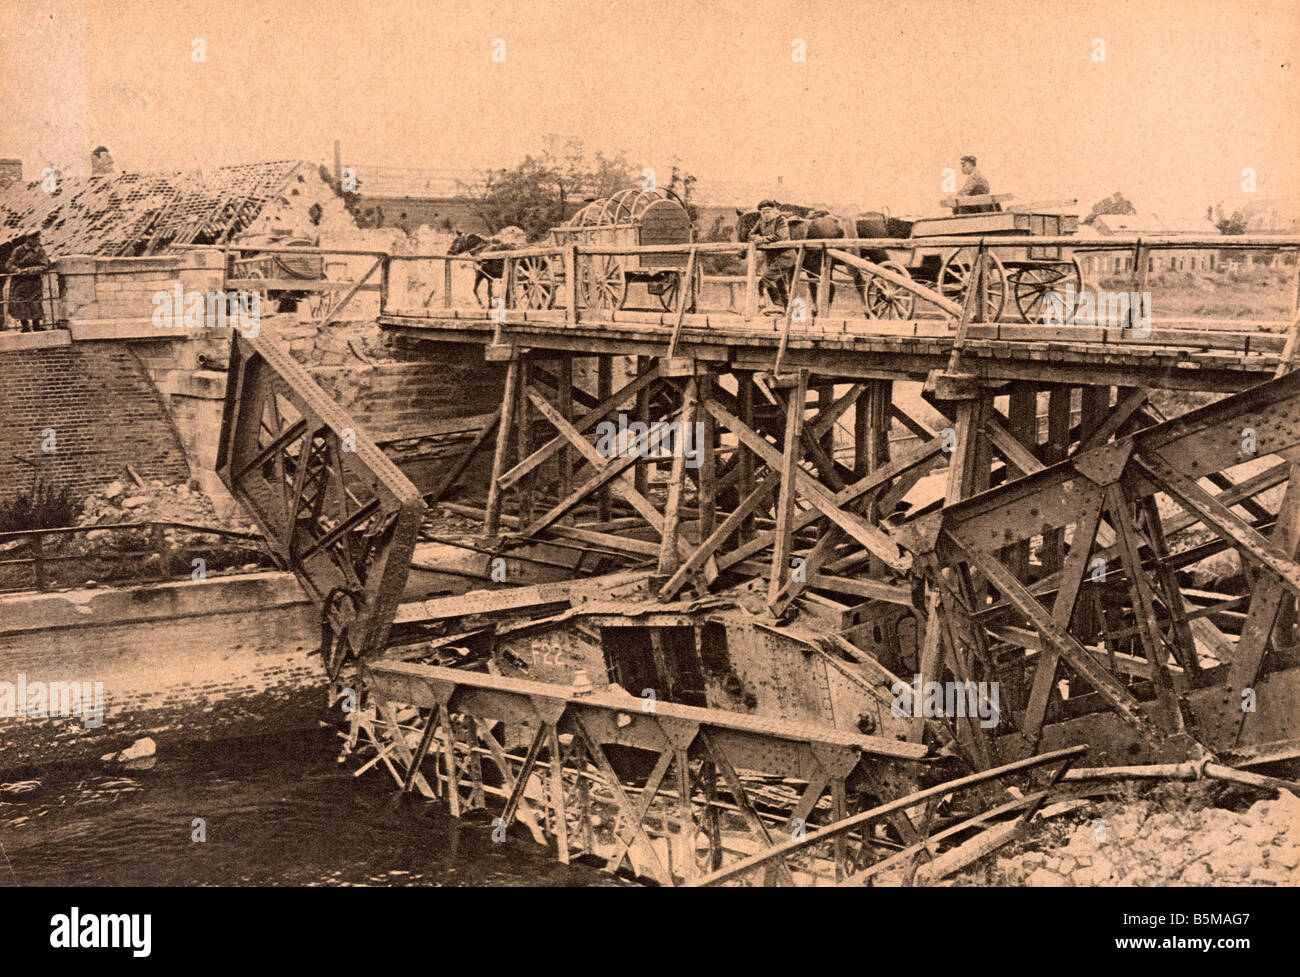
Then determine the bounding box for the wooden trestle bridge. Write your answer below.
[217,232,1300,885]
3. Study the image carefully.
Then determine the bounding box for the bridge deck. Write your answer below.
[380,307,1286,391]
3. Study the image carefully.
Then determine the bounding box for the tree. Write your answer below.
[667,162,700,225]
[457,139,640,240]
[1209,202,1248,235]
[1086,191,1136,223]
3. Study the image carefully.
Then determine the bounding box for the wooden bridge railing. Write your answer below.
[182,235,1300,334]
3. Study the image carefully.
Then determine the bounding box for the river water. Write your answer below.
[0,729,617,887]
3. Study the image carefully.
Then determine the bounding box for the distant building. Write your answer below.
[1080,212,1220,276]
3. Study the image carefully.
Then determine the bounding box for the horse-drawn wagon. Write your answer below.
[449,189,698,312]
[228,235,353,320]
[550,187,699,312]
[859,197,1083,322]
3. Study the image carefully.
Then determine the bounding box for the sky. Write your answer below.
[1,0,1297,217]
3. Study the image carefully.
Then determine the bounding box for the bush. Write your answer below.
[0,478,81,532]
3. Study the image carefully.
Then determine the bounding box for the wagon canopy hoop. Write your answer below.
[565,187,691,229]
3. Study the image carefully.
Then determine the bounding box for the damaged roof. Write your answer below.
[0,160,325,257]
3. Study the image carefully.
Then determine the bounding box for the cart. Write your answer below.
[542,188,700,312]
[858,198,1083,322]
[229,237,354,321]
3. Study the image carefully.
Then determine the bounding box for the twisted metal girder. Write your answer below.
[216,334,426,662]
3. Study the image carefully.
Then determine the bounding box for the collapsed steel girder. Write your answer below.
[905,368,1300,765]
[356,659,929,885]
[216,315,1300,883]
[216,334,426,662]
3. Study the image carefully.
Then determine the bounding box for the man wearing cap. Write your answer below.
[748,200,795,311]
[955,156,994,214]
[5,232,51,331]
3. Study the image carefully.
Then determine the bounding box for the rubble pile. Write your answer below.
[77,478,247,533]
[967,790,1300,887]
[255,314,391,367]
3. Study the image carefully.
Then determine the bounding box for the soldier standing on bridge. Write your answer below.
[749,199,795,312]
[5,232,51,332]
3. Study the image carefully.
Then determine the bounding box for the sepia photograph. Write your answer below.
[0,0,1296,951]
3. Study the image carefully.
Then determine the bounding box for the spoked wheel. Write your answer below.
[306,286,337,322]
[1009,258,1083,323]
[864,261,916,319]
[656,262,703,313]
[319,586,364,685]
[579,255,626,311]
[510,256,556,310]
[938,249,1006,321]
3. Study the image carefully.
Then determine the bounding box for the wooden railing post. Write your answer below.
[32,532,46,591]
[1131,241,1150,332]
[443,258,452,309]
[565,243,579,319]
[816,245,832,318]
[743,241,759,317]
[152,522,171,581]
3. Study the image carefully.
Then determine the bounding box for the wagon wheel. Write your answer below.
[306,285,336,321]
[864,261,916,319]
[510,256,556,310]
[1009,257,1083,323]
[319,586,364,684]
[242,268,273,312]
[656,262,703,313]
[938,249,1006,321]
[579,254,626,310]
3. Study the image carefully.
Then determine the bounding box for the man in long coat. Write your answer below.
[749,200,795,311]
[5,232,51,331]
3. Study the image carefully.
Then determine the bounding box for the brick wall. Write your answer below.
[0,344,190,502]
[309,343,505,440]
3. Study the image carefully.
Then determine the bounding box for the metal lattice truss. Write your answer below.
[910,369,1300,768]
[217,335,425,667]
[352,659,934,885]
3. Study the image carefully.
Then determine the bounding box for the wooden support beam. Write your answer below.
[706,399,911,572]
[597,358,613,522]
[1041,387,1072,571]
[635,356,652,497]
[518,414,679,539]
[718,433,943,572]
[499,361,662,490]
[698,372,717,538]
[557,358,574,515]
[738,371,757,541]
[659,476,781,601]
[484,354,520,536]
[658,378,698,578]
[525,386,667,536]
[768,370,807,607]
[516,362,534,524]
[1076,387,1148,453]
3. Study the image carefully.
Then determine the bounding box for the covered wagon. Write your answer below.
[549,187,699,312]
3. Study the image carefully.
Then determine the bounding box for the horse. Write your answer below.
[733,203,893,312]
[447,231,508,306]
